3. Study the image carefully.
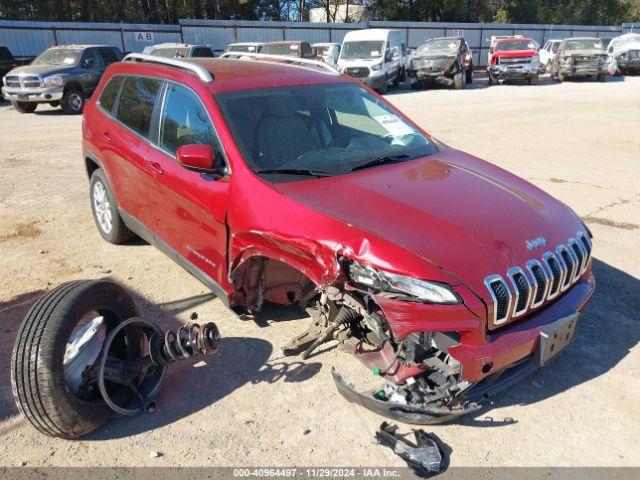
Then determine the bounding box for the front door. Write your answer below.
[145,82,230,288]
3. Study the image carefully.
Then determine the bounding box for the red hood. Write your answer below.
[493,50,537,58]
[273,148,584,298]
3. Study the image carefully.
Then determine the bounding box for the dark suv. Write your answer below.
[0,46,17,84]
[2,44,122,114]
[82,54,594,424]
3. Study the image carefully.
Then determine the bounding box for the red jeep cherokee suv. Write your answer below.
[82,54,595,423]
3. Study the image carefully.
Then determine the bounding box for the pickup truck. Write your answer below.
[487,37,540,85]
[2,44,122,114]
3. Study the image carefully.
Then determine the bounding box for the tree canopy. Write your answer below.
[0,0,637,25]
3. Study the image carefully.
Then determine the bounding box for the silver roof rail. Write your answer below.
[122,53,213,82]
[219,52,339,75]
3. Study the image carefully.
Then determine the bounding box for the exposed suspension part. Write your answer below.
[97,317,221,416]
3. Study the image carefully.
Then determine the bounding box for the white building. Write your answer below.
[309,4,369,23]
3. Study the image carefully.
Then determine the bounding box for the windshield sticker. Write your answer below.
[63,57,76,64]
[374,114,415,137]
[594,43,600,48]
[290,45,298,50]
[248,46,255,51]
[371,50,380,56]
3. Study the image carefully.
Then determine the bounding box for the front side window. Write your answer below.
[159,83,221,158]
[192,47,214,58]
[150,47,190,58]
[81,49,101,67]
[216,83,437,180]
[98,48,121,65]
[116,76,161,137]
[98,76,124,113]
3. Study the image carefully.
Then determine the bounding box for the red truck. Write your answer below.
[488,37,541,85]
[12,53,594,438]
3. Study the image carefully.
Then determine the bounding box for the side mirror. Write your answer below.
[176,144,224,177]
[82,58,95,68]
[385,50,393,62]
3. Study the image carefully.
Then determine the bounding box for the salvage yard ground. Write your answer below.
[0,75,639,468]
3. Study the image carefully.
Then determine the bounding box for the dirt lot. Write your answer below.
[0,75,639,469]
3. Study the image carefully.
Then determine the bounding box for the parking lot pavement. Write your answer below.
[0,75,639,468]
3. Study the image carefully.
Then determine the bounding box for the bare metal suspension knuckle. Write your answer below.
[485,231,592,327]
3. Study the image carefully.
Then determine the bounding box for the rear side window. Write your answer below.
[98,48,121,65]
[116,76,162,137]
[98,76,124,113]
[192,47,214,58]
[159,83,221,158]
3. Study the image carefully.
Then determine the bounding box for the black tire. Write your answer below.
[466,66,473,84]
[453,72,464,90]
[596,72,606,82]
[11,280,138,438]
[11,101,37,113]
[488,73,498,86]
[529,75,539,85]
[90,169,135,244]
[377,75,388,94]
[61,88,84,114]
[399,67,407,83]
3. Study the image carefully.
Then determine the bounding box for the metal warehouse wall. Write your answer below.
[0,20,181,57]
[0,18,625,65]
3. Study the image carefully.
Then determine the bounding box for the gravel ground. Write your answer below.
[0,74,639,468]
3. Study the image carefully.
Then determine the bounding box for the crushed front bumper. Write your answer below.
[489,64,538,80]
[559,65,605,77]
[2,85,64,103]
[359,74,387,91]
[408,69,454,86]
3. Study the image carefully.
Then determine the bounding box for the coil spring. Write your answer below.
[149,322,220,367]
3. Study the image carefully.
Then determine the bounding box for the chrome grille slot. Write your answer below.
[5,75,21,88]
[568,237,586,280]
[526,259,548,308]
[508,267,531,317]
[557,245,577,290]
[542,252,563,299]
[21,75,41,89]
[484,275,512,325]
[576,230,592,274]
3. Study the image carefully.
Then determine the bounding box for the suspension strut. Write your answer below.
[96,317,221,416]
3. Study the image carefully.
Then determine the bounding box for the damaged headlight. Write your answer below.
[348,261,460,304]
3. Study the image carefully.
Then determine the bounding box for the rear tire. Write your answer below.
[61,88,84,115]
[11,280,138,438]
[453,72,464,90]
[11,101,37,113]
[466,66,473,84]
[90,169,135,244]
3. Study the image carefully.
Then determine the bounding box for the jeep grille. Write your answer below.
[484,230,592,328]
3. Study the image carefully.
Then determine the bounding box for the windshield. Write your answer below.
[417,39,459,54]
[565,39,603,51]
[215,83,438,180]
[496,40,535,51]
[149,47,191,58]
[33,48,81,66]
[341,41,385,60]
[226,45,260,53]
[262,44,299,56]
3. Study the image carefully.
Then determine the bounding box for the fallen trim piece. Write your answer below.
[332,368,481,425]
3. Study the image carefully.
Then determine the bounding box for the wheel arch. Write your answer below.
[64,80,84,96]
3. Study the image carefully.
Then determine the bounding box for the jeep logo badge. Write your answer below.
[526,236,547,250]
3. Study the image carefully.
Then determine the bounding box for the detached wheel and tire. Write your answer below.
[90,169,135,244]
[11,280,144,438]
[453,72,465,90]
[10,101,37,113]
[61,88,84,114]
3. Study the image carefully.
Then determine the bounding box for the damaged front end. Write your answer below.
[408,55,459,87]
[277,256,485,424]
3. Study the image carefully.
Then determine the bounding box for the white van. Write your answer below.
[337,29,407,93]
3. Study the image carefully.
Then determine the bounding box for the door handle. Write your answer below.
[145,160,165,176]
[101,131,112,141]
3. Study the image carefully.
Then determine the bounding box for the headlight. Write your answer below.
[370,63,382,71]
[349,261,460,304]
[43,76,63,87]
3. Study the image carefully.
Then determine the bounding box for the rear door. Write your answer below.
[98,75,163,233]
[145,81,230,285]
